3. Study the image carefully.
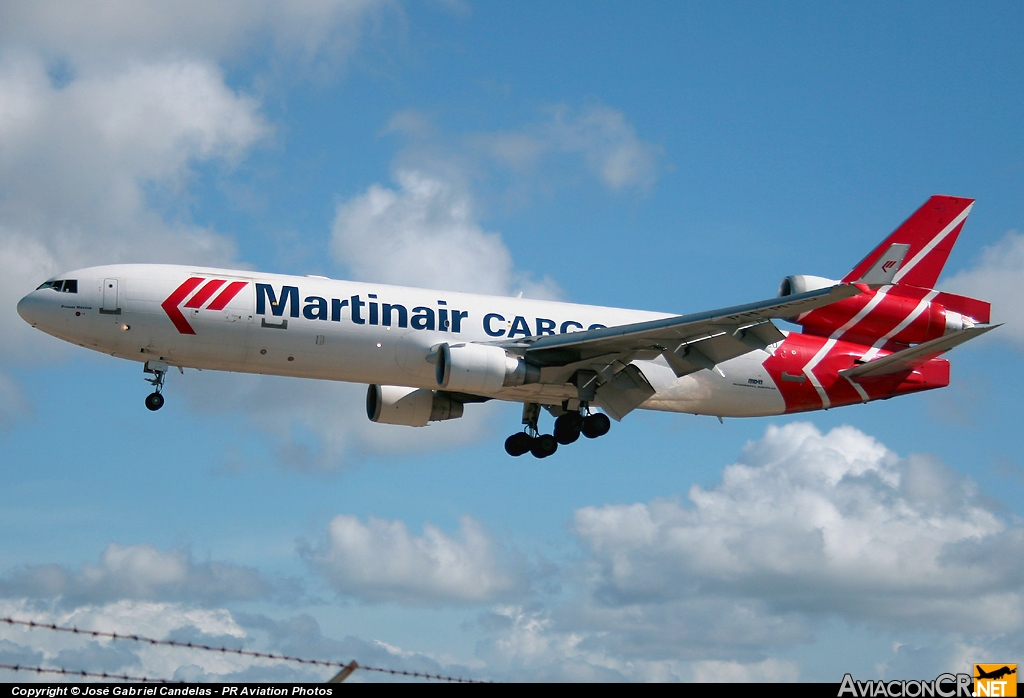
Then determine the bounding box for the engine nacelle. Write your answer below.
[778,275,840,297]
[366,385,463,427]
[435,343,540,394]
[789,285,988,346]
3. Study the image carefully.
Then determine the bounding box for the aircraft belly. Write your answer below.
[640,351,785,417]
[108,305,425,387]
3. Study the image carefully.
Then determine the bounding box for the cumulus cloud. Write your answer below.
[0,600,482,683]
[944,230,1024,346]
[473,604,803,682]
[305,514,525,604]
[471,423,1024,679]
[0,55,269,366]
[0,0,389,72]
[0,543,279,606]
[0,600,262,682]
[331,169,560,298]
[0,56,267,247]
[572,423,1020,633]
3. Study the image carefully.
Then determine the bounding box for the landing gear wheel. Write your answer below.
[145,392,165,411]
[530,434,558,458]
[554,412,584,445]
[581,412,611,439]
[504,432,533,457]
[143,360,169,412]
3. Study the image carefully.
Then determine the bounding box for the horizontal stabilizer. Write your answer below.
[841,325,999,379]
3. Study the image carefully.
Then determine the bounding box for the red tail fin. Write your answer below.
[843,195,974,288]
[794,195,989,345]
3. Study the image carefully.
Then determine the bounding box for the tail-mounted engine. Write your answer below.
[778,274,990,347]
[434,342,540,393]
[366,385,464,427]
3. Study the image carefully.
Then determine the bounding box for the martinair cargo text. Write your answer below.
[18,196,996,458]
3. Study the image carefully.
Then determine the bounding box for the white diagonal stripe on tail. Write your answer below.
[891,205,972,284]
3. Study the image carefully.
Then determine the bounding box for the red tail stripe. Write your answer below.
[160,277,204,335]
[206,280,247,311]
[184,279,227,309]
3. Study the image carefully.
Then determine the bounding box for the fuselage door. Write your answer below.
[101,278,121,315]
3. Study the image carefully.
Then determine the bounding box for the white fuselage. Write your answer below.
[17,264,787,418]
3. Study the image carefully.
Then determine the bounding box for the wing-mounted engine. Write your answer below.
[366,385,464,427]
[434,342,540,393]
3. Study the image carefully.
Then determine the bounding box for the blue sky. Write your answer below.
[1,0,1023,682]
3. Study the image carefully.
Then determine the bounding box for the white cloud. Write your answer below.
[0,601,487,683]
[331,169,560,298]
[472,105,664,191]
[176,370,501,470]
[570,423,1022,636]
[0,0,390,72]
[0,56,268,242]
[0,599,255,682]
[471,423,1024,679]
[689,659,801,683]
[305,514,525,604]
[0,55,269,366]
[544,105,663,191]
[944,230,1024,346]
[0,543,276,606]
[474,604,803,682]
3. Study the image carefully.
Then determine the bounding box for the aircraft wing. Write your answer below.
[493,284,862,419]
[840,324,999,379]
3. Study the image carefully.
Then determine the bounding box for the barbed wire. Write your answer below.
[0,663,170,683]
[1,616,487,683]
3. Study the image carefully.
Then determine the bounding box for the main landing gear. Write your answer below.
[143,360,168,411]
[504,402,611,458]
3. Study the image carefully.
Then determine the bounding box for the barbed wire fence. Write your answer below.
[0,616,487,684]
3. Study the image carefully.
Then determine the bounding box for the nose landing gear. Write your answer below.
[504,402,610,458]
[144,391,165,411]
[143,360,169,411]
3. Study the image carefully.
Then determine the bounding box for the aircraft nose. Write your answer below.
[17,291,45,326]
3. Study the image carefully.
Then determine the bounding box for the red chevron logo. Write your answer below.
[161,277,248,334]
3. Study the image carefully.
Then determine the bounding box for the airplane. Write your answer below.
[17,195,996,458]
[975,666,1016,681]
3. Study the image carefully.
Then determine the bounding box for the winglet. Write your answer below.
[855,243,910,287]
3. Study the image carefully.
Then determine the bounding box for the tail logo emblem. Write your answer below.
[882,260,897,273]
[161,277,248,335]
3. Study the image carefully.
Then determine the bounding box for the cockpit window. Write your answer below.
[36,279,78,293]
